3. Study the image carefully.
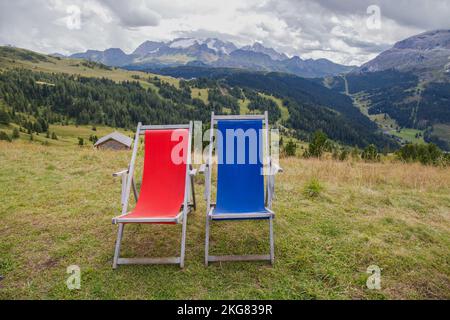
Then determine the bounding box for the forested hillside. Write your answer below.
[324,70,450,150]
[0,69,210,130]
[150,66,397,149]
[0,46,397,150]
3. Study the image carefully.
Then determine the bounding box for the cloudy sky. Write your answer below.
[1,0,449,66]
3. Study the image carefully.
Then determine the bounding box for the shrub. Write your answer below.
[305,130,329,158]
[361,144,380,162]
[78,137,84,146]
[51,132,58,140]
[284,139,297,157]
[350,147,360,160]
[303,178,324,198]
[12,128,20,139]
[0,131,12,142]
[89,134,98,144]
[0,110,11,125]
[339,148,350,161]
[396,143,448,166]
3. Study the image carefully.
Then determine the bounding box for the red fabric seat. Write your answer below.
[121,129,188,223]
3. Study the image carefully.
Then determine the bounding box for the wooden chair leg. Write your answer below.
[180,213,188,268]
[204,216,210,267]
[113,223,125,269]
[269,217,275,265]
[190,175,196,211]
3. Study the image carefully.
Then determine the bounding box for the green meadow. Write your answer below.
[0,125,449,299]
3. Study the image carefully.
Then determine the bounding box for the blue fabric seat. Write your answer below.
[211,120,272,220]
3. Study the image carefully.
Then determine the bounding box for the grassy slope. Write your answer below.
[191,88,209,105]
[432,124,450,145]
[390,129,425,145]
[0,123,131,147]
[238,98,251,115]
[0,127,449,300]
[0,46,180,90]
[259,93,290,123]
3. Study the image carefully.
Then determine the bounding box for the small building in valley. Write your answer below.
[94,132,132,150]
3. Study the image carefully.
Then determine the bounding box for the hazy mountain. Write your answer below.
[70,37,353,78]
[241,42,288,61]
[132,41,164,56]
[49,53,66,58]
[212,49,279,71]
[71,48,133,67]
[281,56,355,78]
[167,38,237,55]
[357,29,450,80]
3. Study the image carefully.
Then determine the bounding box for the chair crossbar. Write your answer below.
[117,257,181,265]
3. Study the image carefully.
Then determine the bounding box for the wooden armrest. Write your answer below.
[273,163,283,174]
[113,169,128,177]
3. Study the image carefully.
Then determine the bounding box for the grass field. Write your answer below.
[390,129,425,144]
[238,98,251,115]
[1,125,449,300]
[191,88,209,105]
[259,93,290,123]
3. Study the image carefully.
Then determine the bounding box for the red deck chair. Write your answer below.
[111,122,196,268]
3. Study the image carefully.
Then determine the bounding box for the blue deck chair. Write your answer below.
[202,112,282,266]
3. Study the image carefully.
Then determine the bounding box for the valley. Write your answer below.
[0,46,396,150]
[325,70,450,150]
[338,78,426,146]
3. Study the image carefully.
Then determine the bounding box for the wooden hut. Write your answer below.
[94,132,132,150]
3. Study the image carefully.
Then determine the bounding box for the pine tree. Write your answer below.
[0,131,12,142]
[361,144,380,162]
[305,130,329,158]
[12,128,20,139]
[0,110,11,125]
[284,140,297,157]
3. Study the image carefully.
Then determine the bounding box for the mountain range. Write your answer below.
[356,29,450,80]
[69,30,450,149]
[1,29,449,150]
[70,38,354,78]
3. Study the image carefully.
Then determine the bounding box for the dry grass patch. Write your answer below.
[0,138,449,299]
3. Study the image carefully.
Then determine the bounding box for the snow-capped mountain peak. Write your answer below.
[70,37,353,78]
[241,42,288,61]
[168,38,199,49]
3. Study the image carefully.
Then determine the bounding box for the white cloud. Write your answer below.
[101,0,160,28]
[0,0,449,65]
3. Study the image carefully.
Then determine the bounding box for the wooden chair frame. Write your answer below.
[111,122,196,268]
[202,112,282,266]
